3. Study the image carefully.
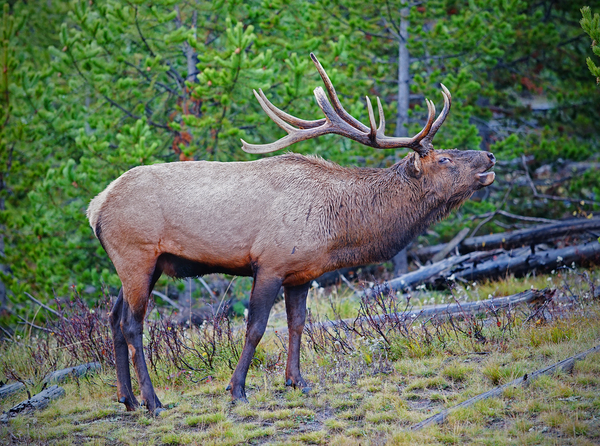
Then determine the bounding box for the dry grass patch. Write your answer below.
[2,270,600,445]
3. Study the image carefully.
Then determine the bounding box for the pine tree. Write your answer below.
[581,6,600,83]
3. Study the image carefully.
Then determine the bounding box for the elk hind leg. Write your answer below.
[284,282,311,392]
[228,271,283,402]
[120,268,163,414]
[109,289,139,411]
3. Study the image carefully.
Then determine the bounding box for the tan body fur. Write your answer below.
[89,153,455,295]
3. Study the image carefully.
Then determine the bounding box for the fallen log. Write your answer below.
[0,385,65,423]
[271,288,550,334]
[43,362,101,385]
[414,217,600,262]
[0,362,101,401]
[388,250,508,291]
[395,241,600,291]
[456,241,600,284]
[410,342,600,430]
[0,382,25,400]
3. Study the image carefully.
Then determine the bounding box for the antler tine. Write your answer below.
[366,97,377,141]
[241,89,332,154]
[253,89,297,134]
[419,84,452,149]
[376,97,386,137]
[310,53,370,133]
[255,89,326,130]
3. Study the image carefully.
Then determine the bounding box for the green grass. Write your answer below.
[2,269,600,444]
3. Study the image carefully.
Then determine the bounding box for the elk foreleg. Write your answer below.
[284,283,311,392]
[120,293,163,414]
[227,272,283,402]
[109,289,139,411]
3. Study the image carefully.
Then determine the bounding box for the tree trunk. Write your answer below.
[392,0,411,276]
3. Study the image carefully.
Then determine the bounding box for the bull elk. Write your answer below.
[87,53,495,413]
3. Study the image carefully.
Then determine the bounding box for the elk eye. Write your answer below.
[439,157,452,164]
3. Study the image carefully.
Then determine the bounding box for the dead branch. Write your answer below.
[24,292,66,321]
[410,342,600,430]
[151,290,183,311]
[430,228,470,263]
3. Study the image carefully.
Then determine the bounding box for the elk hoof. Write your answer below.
[118,396,139,411]
[228,384,248,403]
[226,384,232,391]
[154,407,167,417]
[286,376,310,391]
[231,395,249,405]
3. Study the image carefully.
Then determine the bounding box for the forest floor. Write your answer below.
[1,268,600,445]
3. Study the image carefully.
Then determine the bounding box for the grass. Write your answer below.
[2,269,600,444]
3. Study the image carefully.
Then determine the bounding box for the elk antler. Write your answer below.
[241,53,452,157]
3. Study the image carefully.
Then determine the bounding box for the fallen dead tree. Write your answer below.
[0,382,25,400]
[0,362,101,401]
[391,241,600,291]
[410,342,600,430]
[0,385,65,423]
[414,217,600,262]
[273,288,550,334]
[320,288,552,333]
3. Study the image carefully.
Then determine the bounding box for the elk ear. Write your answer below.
[406,152,423,179]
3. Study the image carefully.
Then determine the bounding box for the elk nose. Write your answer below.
[487,152,496,164]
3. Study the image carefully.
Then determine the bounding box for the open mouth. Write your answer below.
[476,160,496,187]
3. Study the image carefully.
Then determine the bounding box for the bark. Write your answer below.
[410,343,600,430]
[0,385,65,422]
[414,217,600,262]
[337,288,549,330]
[388,251,498,290]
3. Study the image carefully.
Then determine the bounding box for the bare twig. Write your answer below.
[151,290,183,311]
[24,293,66,321]
[340,274,359,292]
[15,315,53,333]
[470,209,557,224]
[197,277,215,297]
